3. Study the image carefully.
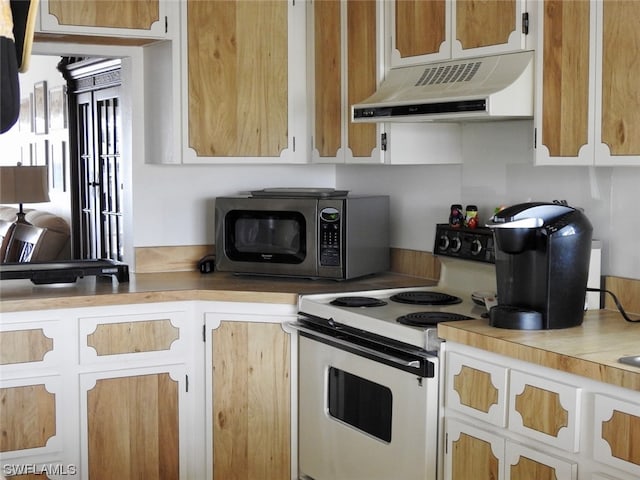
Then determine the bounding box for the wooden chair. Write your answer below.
[0,219,16,261]
[3,223,46,263]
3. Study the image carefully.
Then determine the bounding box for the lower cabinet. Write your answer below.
[81,367,185,480]
[443,342,640,480]
[205,306,296,480]
[0,300,296,480]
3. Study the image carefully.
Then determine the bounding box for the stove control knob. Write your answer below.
[450,236,462,253]
[470,239,483,256]
[438,234,450,251]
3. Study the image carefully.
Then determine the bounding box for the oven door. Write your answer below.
[296,328,439,480]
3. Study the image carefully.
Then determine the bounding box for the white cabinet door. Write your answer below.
[38,0,172,39]
[444,418,505,480]
[509,369,582,453]
[505,441,578,480]
[388,0,529,68]
[445,351,509,427]
[593,394,640,478]
[180,0,308,165]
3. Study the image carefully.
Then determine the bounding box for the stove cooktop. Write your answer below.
[299,285,487,350]
[299,227,498,350]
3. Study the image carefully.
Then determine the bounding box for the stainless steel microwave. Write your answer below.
[215,192,390,279]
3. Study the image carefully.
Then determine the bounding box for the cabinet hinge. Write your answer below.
[381,132,387,151]
[293,136,296,152]
[522,12,529,35]
[202,323,206,342]
[165,16,168,34]
[534,127,537,149]
[185,374,189,392]
[445,433,448,454]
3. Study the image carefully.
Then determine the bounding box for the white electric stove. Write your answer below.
[293,225,498,480]
[298,224,497,351]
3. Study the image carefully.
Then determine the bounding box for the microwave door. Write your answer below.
[217,198,321,277]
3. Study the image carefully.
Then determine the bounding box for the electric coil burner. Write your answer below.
[397,312,473,326]
[330,296,388,307]
[390,291,462,306]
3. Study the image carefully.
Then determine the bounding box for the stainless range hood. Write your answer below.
[352,50,534,123]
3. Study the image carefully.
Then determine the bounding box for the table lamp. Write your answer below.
[0,164,50,224]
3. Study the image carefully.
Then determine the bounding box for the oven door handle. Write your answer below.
[287,321,423,369]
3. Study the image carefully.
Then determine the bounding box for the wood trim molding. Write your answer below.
[604,276,640,314]
[135,245,442,278]
[390,248,440,280]
[134,245,213,273]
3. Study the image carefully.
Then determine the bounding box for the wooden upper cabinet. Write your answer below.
[186,0,289,159]
[596,0,640,163]
[390,0,527,67]
[535,0,640,165]
[455,0,516,50]
[394,0,448,61]
[313,0,342,158]
[536,0,592,162]
[312,0,379,163]
[39,0,168,37]
[346,0,378,159]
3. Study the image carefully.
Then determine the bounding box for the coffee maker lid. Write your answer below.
[488,202,575,228]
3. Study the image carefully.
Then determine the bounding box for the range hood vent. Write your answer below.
[352,51,534,123]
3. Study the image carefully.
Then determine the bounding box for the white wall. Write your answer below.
[338,120,640,279]
[0,55,70,222]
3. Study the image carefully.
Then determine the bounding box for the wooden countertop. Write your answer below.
[0,270,435,313]
[3,271,638,392]
[438,310,640,391]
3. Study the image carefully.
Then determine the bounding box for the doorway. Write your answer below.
[59,57,124,261]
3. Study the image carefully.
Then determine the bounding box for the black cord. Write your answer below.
[587,287,640,322]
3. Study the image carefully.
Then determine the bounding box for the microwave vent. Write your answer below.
[415,61,482,87]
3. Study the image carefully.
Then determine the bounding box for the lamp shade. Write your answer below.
[0,165,50,204]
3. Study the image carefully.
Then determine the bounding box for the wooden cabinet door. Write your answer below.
[40,0,168,38]
[536,0,640,166]
[391,0,450,65]
[312,0,380,163]
[186,0,294,161]
[445,351,508,427]
[210,321,290,480]
[390,0,527,67]
[508,370,581,452]
[0,323,70,467]
[593,394,640,478]
[505,442,577,480]
[83,369,182,480]
[595,0,640,165]
[452,0,526,57]
[445,419,504,480]
[534,0,595,165]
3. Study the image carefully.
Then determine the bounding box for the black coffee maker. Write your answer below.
[487,202,593,330]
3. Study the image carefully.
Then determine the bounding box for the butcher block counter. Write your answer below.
[438,310,640,391]
[0,270,434,313]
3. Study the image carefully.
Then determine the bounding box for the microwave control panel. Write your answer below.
[319,207,341,266]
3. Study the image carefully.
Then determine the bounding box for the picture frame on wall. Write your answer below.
[49,85,67,130]
[50,140,67,192]
[34,81,48,134]
[19,95,33,132]
[35,139,49,168]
